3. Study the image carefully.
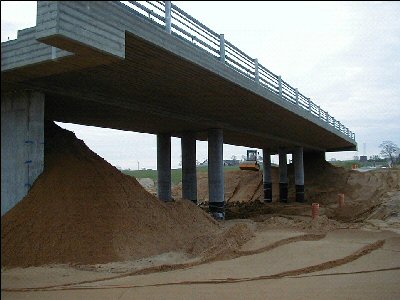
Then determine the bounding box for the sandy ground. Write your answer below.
[2,219,399,300]
[2,124,399,299]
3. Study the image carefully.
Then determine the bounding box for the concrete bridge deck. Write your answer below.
[1,1,357,217]
[1,1,356,153]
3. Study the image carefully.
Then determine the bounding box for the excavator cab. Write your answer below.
[239,149,260,171]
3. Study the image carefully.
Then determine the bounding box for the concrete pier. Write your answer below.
[208,128,224,220]
[262,149,272,202]
[157,133,172,201]
[279,148,288,203]
[293,146,305,202]
[1,1,357,219]
[1,90,44,215]
[181,131,197,204]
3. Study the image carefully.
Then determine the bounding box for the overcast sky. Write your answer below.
[2,1,399,169]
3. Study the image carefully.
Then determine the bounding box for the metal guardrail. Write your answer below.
[121,1,356,141]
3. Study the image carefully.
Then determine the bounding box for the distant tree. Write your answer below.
[231,155,237,161]
[369,155,380,161]
[379,141,399,166]
[241,155,247,161]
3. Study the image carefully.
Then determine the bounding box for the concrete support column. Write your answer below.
[262,149,272,203]
[1,90,44,216]
[181,131,197,204]
[279,148,288,203]
[208,128,224,220]
[293,147,305,203]
[157,133,171,201]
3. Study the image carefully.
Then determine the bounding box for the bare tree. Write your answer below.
[379,141,399,166]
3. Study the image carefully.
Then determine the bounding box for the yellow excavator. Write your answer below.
[239,149,260,171]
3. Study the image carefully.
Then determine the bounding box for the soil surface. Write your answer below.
[2,122,399,299]
[1,122,224,268]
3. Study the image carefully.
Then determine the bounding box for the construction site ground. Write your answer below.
[2,123,399,299]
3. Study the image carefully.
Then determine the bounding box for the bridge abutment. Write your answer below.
[181,131,197,204]
[157,133,172,201]
[1,90,45,216]
[293,146,305,202]
[279,148,288,203]
[262,149,272,203]
[208,128,224,220]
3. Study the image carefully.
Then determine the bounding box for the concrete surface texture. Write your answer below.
[1,1,356,153]
[181,131,197,202]
[157,133,172,201]
[1,0,357,213]
[1,91,44,215]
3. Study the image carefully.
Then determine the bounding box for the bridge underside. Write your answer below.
[2,31,355,154]
[1,1,357,218]
[1,0,356,154]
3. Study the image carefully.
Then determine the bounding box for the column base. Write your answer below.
[263,182,272,203]
[295,185,305,203]
[279,182,288,203]
[209,201,225,220]
[191,199,198,205]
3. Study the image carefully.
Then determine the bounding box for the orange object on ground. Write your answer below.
[338,193,345,208]
[312,203,320,219]
[239,161,260,171]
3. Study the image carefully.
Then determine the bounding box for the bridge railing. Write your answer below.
[121,1,355,141]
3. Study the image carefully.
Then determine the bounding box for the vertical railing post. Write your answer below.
[295,88,299,106]
[219,33,225,63]
[318,105,321,119]
[165,1,172,34]
[278,76,282,97]
[308,98,312,113]
[254,58,259,83]
[326,112,329,123]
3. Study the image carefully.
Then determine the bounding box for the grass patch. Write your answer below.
[122,165,241,185]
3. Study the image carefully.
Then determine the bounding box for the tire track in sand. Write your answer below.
[2,236,386,292]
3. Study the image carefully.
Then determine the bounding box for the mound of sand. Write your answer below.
[173,154,399,223]
[1,122,222,268]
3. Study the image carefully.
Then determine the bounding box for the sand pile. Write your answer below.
[256,215,358,233]
[174,154,399,223]
[1,122,222,268]
[298,157,400,222]
[172,169,280,203]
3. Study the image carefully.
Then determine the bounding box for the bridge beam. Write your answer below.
[157,133,172,201]
[262,149,272,203]
[293,146,305,202]
[181,131,197,204]
[208,128,224,220]
[279,148,288,203]
[1,90,45,216]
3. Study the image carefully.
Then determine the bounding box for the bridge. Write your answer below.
[1,1,357,218]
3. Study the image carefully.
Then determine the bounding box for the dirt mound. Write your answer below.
[189,222,254,260]
[173,169,280,203]
[257,215,356,233]
[1,122,221,268]
[176,155,399,223]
